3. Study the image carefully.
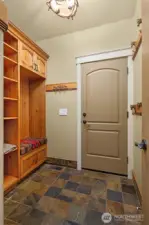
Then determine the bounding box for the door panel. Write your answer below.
[82,58,127,175]
[87,130,119,157]
[86,69,119,122]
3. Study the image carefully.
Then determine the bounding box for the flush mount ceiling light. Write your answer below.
[46,0,79,19]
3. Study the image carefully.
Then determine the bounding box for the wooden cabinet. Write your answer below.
[21,146,46,178]
[19,42,46,77]
[20,42,34,70]
[36,55,46,77]
[38,148,46,163]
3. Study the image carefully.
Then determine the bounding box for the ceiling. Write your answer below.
[5,0,136,41]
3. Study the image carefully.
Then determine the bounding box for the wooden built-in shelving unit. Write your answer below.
[3,22,49,192]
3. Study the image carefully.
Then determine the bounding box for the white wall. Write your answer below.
[37,18,135,161]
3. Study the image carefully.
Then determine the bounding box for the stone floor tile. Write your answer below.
[65,181,79,191]
[123,193,140,207]
[44,186,62,198]
[107,200,124,215]
[4,200,19,218]
[4,219,19,225]
[91,179,107,199]
[67,204,87,224]
[59,173,71,180]
[37,196,59,214]
[74,193,90,207]
[88,197,106,213]
[42,213,63,225]
[124,204,142,215]
[122,184,137,195]
[52,179,68,189]
[7,204,31,223]
[23,193,40,207]
[121,177,134,186]
[77,184,91,195]
[83,210,103,225]
[107,190,123,203]
[107,180,122,192]
[62,220,80,225]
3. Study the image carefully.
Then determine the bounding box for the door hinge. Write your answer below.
[127,111,129,118]
[127,67,129,75]
[127,157,129,164]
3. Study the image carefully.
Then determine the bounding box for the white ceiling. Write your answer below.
[5,0,136,41]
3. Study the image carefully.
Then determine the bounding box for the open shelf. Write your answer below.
[4,32,18,51]
[4,117,18,120]
[4,56,17,68]
[4,77,18,85]
[4,42,18,54]
[4,175,18,191]
[4,97,18,101]
[4,148,17,155]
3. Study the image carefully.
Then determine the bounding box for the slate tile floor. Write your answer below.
[4,164,143,225]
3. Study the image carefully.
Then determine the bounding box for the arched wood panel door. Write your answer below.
[81,58,128,175]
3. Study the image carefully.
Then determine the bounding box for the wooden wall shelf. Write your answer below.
[130,103,142,116]
[4,42,18,55]
[132,32,142,60]
[4,56,17,67]
[4,117,18,120]
[46,82,77,92]
[4,97,18,101]
[4,77,18,85]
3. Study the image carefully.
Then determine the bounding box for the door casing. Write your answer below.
[76,48,133,178]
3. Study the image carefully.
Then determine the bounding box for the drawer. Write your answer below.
[38,148,46,163]
[21,153,38,177]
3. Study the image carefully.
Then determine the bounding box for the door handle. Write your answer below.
[83,120,87,124]
[135,139,147,151]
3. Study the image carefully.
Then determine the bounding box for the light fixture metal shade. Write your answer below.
[47,0,79,19]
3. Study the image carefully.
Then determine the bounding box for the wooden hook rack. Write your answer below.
[130,102,142,116]
[46,82,77,92]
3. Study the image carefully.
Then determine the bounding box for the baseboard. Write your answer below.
[132,170,142,205]
[46,157,77,169]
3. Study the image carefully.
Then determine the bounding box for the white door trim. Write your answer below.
[76,48,133,178]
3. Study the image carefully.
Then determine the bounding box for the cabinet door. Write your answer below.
[20,42,34,70]
[37,55,46,77]
[21,153,38,177]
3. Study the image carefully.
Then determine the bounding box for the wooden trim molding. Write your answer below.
[46,82,77,92]
[0,2,8,32]
[46,157,77,168]
[132,170,142,205]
